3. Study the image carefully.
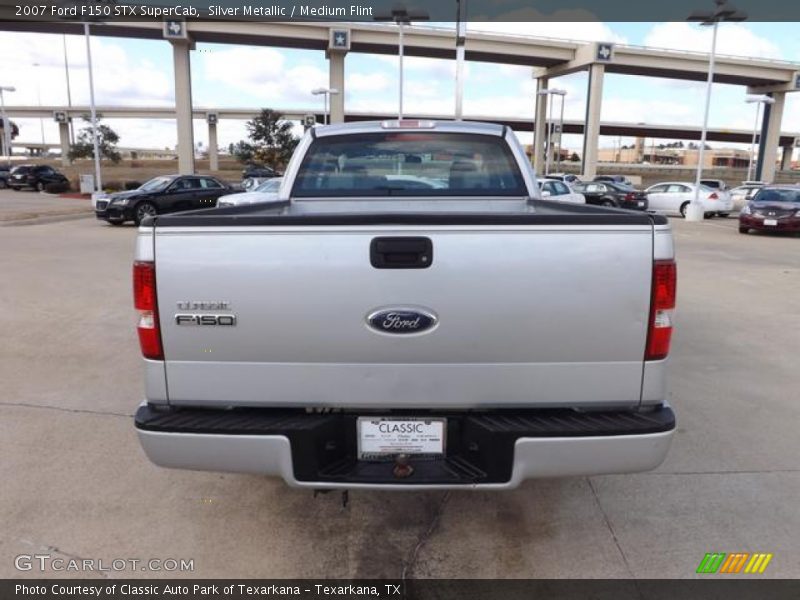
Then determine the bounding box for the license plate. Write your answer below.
[357,417,445,460]
[638,201,645,207]
[764,219,778,226]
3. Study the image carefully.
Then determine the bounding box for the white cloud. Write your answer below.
[600,97,695,124]
[374,54,464,80]
[643,23,783,60]
[201,46,327,105]
[347,72,392,93]
[783,95,800,136]
[0,32,172,108]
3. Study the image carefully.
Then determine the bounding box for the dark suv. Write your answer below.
[9,165,70,192]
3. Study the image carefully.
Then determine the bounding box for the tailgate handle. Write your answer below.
[370,237,433,269]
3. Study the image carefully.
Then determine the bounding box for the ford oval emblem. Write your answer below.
[367,308,438,335]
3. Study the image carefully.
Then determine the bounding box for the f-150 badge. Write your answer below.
[175,314,236,326]
[367,308,437,335]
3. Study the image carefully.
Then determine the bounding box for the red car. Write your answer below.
[739,186,800,234]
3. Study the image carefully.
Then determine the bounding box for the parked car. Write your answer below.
[91,192,111,211]
[383,174,448,190]
[242,177,271,192]
[594,175,633,187]
[242,164,281,180]
[8,164,70,192]
[537,178,585,204]
[572,181,648,210]
[217,177,283,207]
[0,166,9,189]
[739,186,800,234]
[700,179,728,191]
[132,119,677,489]
[644,182,733,218]
[545,173,581,184]
[95,175,230,225]
[730,184,764,210]
[698,179,733,216]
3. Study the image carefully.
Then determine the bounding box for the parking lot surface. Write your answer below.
[2,204,799,578]
[0,189,91,225]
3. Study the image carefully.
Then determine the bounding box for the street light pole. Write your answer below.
[311,88,340,125]
[374,5,429,121]
[32,63,46,149]
[747,99,760,182]
[687,19,718,221]
[398,22,405,119]
[685,0,747,222]
[556,90,566,171]
[0,86,15,160]
[63,34,75,144]
[546,91,554,175]
[84,22,102,193]
[454,0,467,120]
[538,88,567,176]
[745,95,774,182]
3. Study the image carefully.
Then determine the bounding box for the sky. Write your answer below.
[1,21,799,155]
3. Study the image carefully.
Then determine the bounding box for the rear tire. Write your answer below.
[601,199,615,208]
[36,182,45,192]
[133,201,157,225]
[739,227,749,234]
[680,202,689,217]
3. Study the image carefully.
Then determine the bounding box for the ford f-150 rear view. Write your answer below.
[133,120,677,489]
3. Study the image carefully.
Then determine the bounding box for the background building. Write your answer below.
[597,137,773,169]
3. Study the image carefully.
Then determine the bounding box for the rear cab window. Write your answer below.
[291,132,527,198]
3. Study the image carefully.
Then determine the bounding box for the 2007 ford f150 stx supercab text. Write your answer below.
[133,120,677,489]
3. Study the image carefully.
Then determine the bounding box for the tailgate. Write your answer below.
[155,225,654,408]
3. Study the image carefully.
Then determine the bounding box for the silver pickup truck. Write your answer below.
[133,120,677,490]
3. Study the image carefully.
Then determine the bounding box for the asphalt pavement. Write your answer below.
[0,188,92,226]
[1,201,798,579]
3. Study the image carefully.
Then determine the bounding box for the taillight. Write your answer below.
[645,259,677,361]
[133,261,163,360]
[625,192,635,201]
[709,192,718,200]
